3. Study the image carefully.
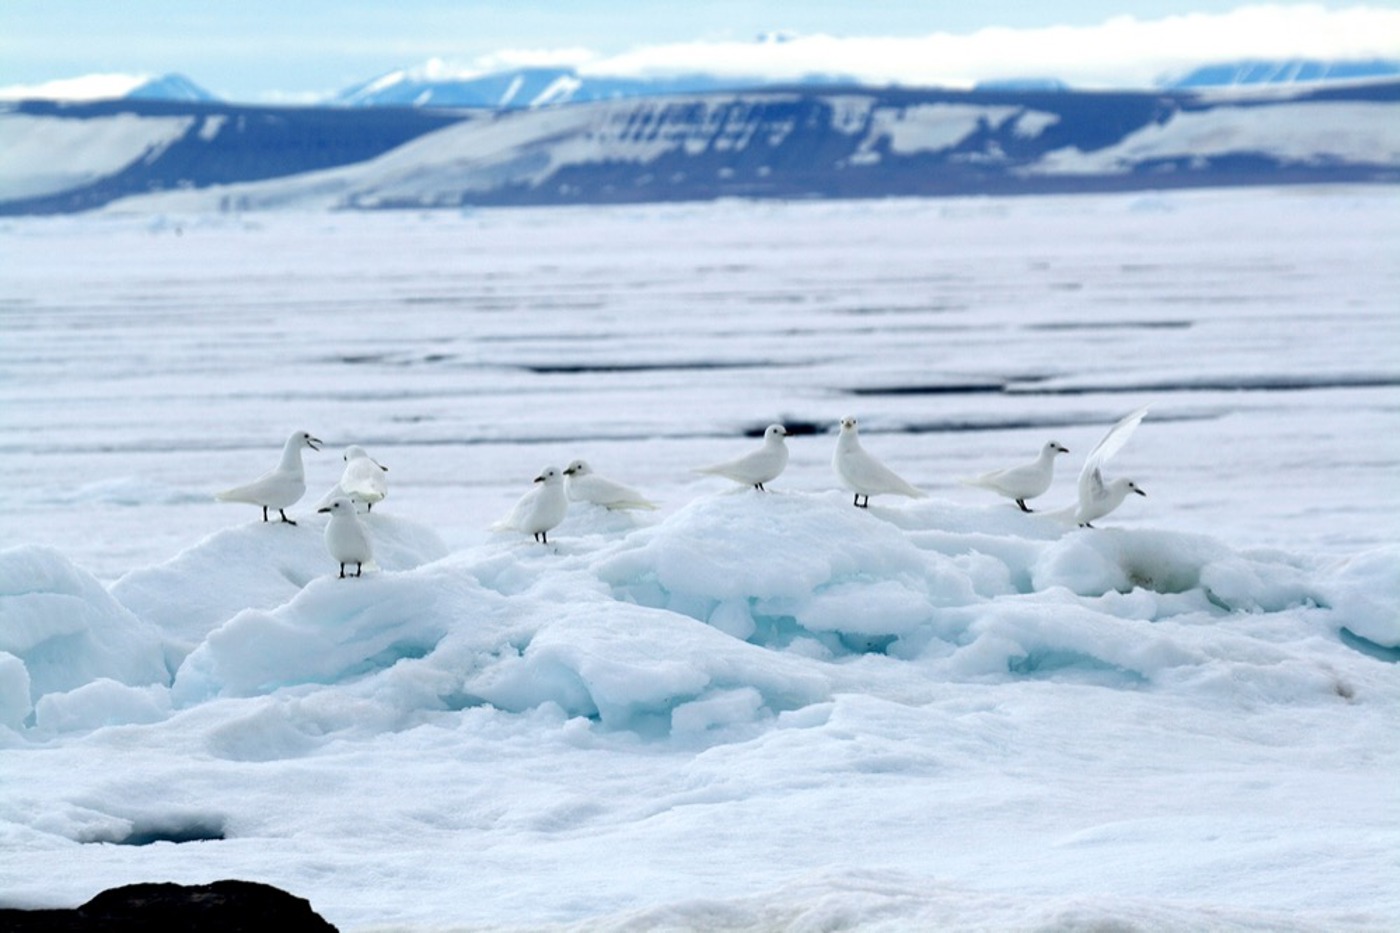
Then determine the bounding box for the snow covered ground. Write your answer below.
[1,188,1397,930]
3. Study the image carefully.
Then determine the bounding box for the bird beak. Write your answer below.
[308,437,323,451]
[1135,487,1147,497]
[376,461,387,471]
[318,506,330,513]
[534,475,546,483]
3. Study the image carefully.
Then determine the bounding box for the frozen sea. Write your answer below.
[1,187,1398,931]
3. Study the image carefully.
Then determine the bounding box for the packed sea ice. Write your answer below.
[1,187,1397,930]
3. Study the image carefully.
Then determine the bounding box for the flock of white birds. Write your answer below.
[215,407,1152,578]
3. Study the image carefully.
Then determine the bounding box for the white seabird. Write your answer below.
[563,459,658,511]
[492,466,569,544]
[318,497,373,578]
[962,439,1070,512]
[694,424,789,491]
[215,430,322,524]
[832,416,925,508]
[316,445,389,512]
[1075,406,1150,528]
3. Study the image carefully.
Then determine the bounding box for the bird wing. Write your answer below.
[586,475,658,509]
[1078,464,1107,505]
[696,445,782,483]
[1080,406,1149,481]
[341,459,388,499]
[844,449,923,497]
[490,486,538,531]
[965,460,1038,495]
[216,469,303,506]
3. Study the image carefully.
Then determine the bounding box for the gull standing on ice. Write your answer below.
[318,497,373,578]
[1075,406,1149,528]
[962,440,1070,512]
[563,459,658,511]
[215,430,322,524]
[316,445,389,511]
[694,424,789,491]
[832,416,925,508]
[492,466,569,543]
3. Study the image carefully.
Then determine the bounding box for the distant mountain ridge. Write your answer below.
[335,58,1400,109]
[5,58,1399,109]
[125,73,218,102]
[3,80,1396,216]
[334,65,861,109]
[1164,58,1400,88]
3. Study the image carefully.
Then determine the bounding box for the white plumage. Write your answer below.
[563,459,658,511]
[492,466,570,543]
[695,424,789,491]
[216,430,322,524]
[832,416,925,508]
[1075,407,1149,527]
[316,445,389,512]
[962,440,1069,512]
[318,497,373,578]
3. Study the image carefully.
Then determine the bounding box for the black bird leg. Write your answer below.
[339,563,347,578]
[1016,499,1032,513]
[279,509,297,525]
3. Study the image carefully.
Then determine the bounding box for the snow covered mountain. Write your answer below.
[334,58,1400,109]
[1164,58,1400,88]
[334,63,856,109]
[125,73,219,102]
[2,80,1397,215]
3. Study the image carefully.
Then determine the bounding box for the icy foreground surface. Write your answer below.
[2,496,1398,930]
[1,189,1398,930]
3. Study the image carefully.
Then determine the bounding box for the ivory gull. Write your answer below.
[962,440,1069,512]
[316,445,389,512]
[318,497,373,578]
[832,416,924,508]
[1075,407,1149,528]
[216,430,322,524]
[563,459,658,511]
[492,466,569,543]
[695,424,789,491]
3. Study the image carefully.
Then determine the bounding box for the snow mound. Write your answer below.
[0,546,168,728]
[0,491,1350,746]
[2,494,1389,743]
[111,511,448,664]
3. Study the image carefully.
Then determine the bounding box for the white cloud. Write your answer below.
[577,5,1400,88]
[0,72,152,102]
[469,47,600,73]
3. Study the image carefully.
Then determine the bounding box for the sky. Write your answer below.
[2,1,1399,102]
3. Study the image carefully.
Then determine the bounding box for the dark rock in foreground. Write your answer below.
[0,880,338,932]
